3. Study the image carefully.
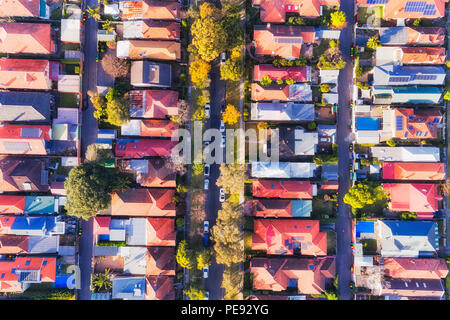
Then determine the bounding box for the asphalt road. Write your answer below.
[335,0,355,300]
[77,0,99,300]
[203,63,226,300]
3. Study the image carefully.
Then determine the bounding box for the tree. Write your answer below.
[184,286,206,300]
[313,156,324,166]
[102,20,114,32]
[91,269,112,293]
[64,162,130,219]
[412,18,421,27]
[189,58,211,88]
[330,10,346,29]
[222,265,242,300]
[192,107,206,121]
[176,240,195,269]
[85,144,113,163]
[216,163,247,195]
[285,78,295,85]
[220,58,243,82]
[197,94,210,107]
[222,104,241,126]
[366,36,381,50]
[199,1,221,19]
[105,96,130,126]
[222,15,244,51]
[192,163,204,175]
[257,122,269,130]
[86,5,101,21]
[260,75,273,86]
[101,53,130,78]
[324,291,338,300]
[196,250,212,270]
[320,84,331,93]
[170,100,190,124]
[444,91,450,101]
[191,16,226,62]
[343,183,387,210]
[356,82,370,90]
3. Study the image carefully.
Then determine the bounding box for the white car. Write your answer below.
[203,266,209,279]
[203,221,209,234]
[204,104,211,119]
[219,120,225,133]
[204,164,210,177]
[221,134,226,148]
[204,179,209,190]
[219,188,225,202]
[204,291,210,300]
[220,52,226,65]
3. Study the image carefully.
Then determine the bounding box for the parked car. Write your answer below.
[204,104,211,118]
[319,137,330,143]
[220,52,226,65]
[221,104,226,113]
[219,188,226,202]
[204,291,210,300]
[204,179,209,190]
[356,153,368,159]
[203,234,210,247]
[203,221,209,234]
[219,120,225,133]
[204,164,210,177]
[221,134,226,148]
[203,266,209,278]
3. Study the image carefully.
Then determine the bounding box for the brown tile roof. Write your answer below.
[0,0,41,18]
[0,58,52,90]
[142,21,180,40]
[146,276,174,300]
[121,0,181,20]
[111,188,175,217]
[146,218,175,246]
[0,23,53,55]
[383,258,449,279]
[0,157,48,192]
[140,120,178,138]
[146,246,175,276]
[121,40,180,60]
[130,90,179,119]
[252,179,314,199]
[0,235,28,254]
[119,159,176,188]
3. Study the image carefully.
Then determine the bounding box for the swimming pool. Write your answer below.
[53,274,75,289]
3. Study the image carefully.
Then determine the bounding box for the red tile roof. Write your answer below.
[252,179,314,199]
[146,246,175,276]
[0,157,48,192]
[250,256,335,294]
[251,83,290,101]
[130,90,178,119]
[0,22,53,55]
[0,0,41,18]
[0,124,51,155]
[245,199,296,217]
[407,27,445,45]
[401,47,446,64]
[252,219,327,256]
[0,58,52,90]
[146,218,175,246]
[93,216,111,244]
[383,183,439,213]
[141,21,180,40]
[357,0,447,19]
[382,162,445,180]
[383,257,449,279]
[121,0,181,20]
[140,120,178,138]
[0,256,56,293]
[114,139,177,158]
[0,235,28,254]
[0,195,25,213]
[111,188,176,217]
[0,216,15,234]
[146,276,174,300]
[254,64,310,82]
[392,108,441,140]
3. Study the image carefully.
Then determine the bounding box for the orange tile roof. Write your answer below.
[146,276,174,300]
[383,257,449,279]
[252,179,314,199]
[382,162,445,180]
[357,0,447,19]
[251,83,290,101]
[111,188,175,217]
[401,47,446,64]
[0,23,53,55]
[254,64,310,82]
[0,58,51,90]
[393,108,441,140]
[0,0,41,18]
[0,158,48,192]
[252,219,327,256]
[250,256,335,294]
[119,158,176,188]
[121,0,180,20]
[383,183,439,212]
[408,27,445,45]
[146,247,175,276]
[146,218,175,246]
[245,199,295,217]
[0,195,25,213]
[130,90,179,118]
[140,120,178,138]
[142,21,180,40]
[114,139,177,158]
[121,40,180,60]
[0,124,51,155]
[253,25,315,58]
[0,235,28,254]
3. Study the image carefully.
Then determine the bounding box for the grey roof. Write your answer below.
[130,61,171,87]
[27,236,58,254]
[112,277,146,300]
[250,103,314,121]
[126,218,147,246]
[321,163,338,181]
[370,146,440,162]
[0,92,51,122]
[380,27,409,45]
[381,278,444,297]
[93,245,120,256]
[373,65,446,86]
[251,162,317,178]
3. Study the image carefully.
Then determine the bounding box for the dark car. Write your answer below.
[203,234,210,247]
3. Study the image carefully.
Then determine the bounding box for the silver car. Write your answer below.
[219,188,225,202]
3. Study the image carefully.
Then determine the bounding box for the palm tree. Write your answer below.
[86,5,101,21]
[366,36,381,50]
[102,20,114,32]
[91,268,112,293]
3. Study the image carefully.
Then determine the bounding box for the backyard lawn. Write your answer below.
[357,6,383,26]
[60,92,78,108]
[326,231,336,255]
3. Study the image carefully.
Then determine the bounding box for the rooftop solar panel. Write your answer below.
[389,76,410,83]
[396,115,404,131]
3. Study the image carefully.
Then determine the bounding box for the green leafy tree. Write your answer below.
[191,16,226,62]
[184,286,206,300]
[192,107,206,121]
[199,2,221,19]
[260,75,273,87]
[400,212,417,220]
[320,84,331,93]
[189,59,211,88]
[285,78,295,85]
[86,5,101,21]
[192,163,204,175]
[366,36,381,50]
[64,163,131,219]
[222,265,242,300]
[91,269,113,293]
[216,163,247,194]
[102,20,114,32]
[105,96,130,126]
[222,104,241,126]
[196,250,212,270]
[176,240,195,269]
[220,58,243,82]
[344,183,387,210]
[85,144,113,163]
[444,91,450,101]
[330,10,346,28]
[324,291,338,300]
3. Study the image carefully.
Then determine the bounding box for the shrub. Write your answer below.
[260,75,272,86]
[330,10,346,29]
[176,217,185,228]
[366,36,381,50]
[386,139,396,147]
[285,78,295,85]
[356,82,370,90]
[276,79,284,85]
[320,84,331,93]
[307,122,317,130]
[197,95,210,107]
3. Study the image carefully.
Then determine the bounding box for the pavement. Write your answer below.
[335,0,355,300]
[77,0,99,301]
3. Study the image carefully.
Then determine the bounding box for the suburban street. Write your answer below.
[335,0,355,300]
[77,0,99,300]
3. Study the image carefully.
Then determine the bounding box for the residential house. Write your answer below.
[123,20,180,40]
[116,40,180,60]
[147,246,175,276]
[121,119,178,138]
[252,180,317,199]
[379,27,445,46]
[0,0,50,19]
[250,102,315,121]
[383,183,440,213]
[253,25,315,59]
[130,61,171,87]
[250,256,335,294]
[0,216,65,236]
[245,199,313,217]
[0,22,55,55]
[110,188,176,217]
[252,0,340,22]
[118,159,176,188]
[146,276,174,300]
[129,90,178,118]
[114,139,177,158]
[251,83,312,102]
[380,278,445,299]
[0,256,56,293]
[253,64,311,82]
[0,235,58,254]
[372,86,442,104]
[377,220,439,257]
[357,0,447,20]
[373,65,446,86]
[93,246,148,275]
[0,195,25,213]
[0,157,49,192]
[0,92,51,123]
[382,162,445,180]
[0,124,51,155]
[251,161,317,178]
[24,196,56,214]
[0,235,28,254]
[276,126,318,157]
[383,257,448,279]
[112,276,146,300]
[321,163,339,181]
[370,146,440,162]
[0,58,56,90]
[120,0,181,20]
[376,47,446,66]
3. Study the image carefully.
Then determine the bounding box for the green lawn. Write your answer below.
[226,80,241,109]
[326,231,336,255]
[59,92,78,108]
[361,239,378,255]
[313,39,330,60]
[357,6,383,26]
